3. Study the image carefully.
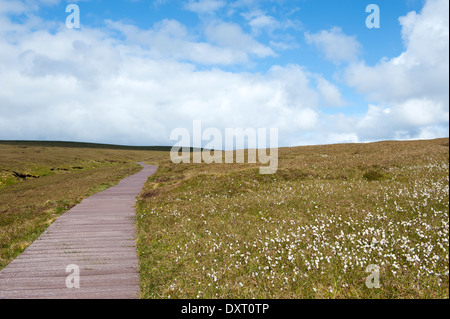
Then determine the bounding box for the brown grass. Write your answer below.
[0,141,166,270]
[136,138,449,299]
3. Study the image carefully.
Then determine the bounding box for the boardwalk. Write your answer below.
[0,163,157,299]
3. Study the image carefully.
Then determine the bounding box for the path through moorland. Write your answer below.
[0,163,157,299]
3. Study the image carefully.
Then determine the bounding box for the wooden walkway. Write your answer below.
[0,163,157,299]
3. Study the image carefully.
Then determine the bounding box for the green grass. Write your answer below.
[1,138,448,299]
[0,141,166,270]
[136,138,449,299]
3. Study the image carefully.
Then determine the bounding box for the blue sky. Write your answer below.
[38,1,423,68]
[0,0,448,147]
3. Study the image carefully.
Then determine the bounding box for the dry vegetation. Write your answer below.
[1,138,448,299]
[136,138,449,299]
[0,141,165,270]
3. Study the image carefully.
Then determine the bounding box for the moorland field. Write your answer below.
[1,138,448,298]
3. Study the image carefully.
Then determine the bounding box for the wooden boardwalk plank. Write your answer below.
[0,163,157,299]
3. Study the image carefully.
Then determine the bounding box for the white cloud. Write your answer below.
[392,98,447,127]
[204,21,276,58]
[105,19,275,65]
[0,0,28,15]
[315,77,346,107]
[242,9,300,35]
[0,0,61,14]
[241,10,280,34]
[341,0,449,142]
[0,0,447,147]
[248,14,278,30]
[185,0,226,15]
[305,27,362,64]
[345,0,448,103]
[0,12,331,146]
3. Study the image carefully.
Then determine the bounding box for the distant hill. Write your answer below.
[0,140,176,152]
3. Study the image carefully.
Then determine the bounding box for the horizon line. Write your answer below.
[0,137,448,151]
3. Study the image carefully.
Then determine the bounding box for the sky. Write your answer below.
[0,0,448,147]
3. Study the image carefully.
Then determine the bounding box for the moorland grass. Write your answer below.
[1,138,448,299]
[0,141,165,270]
[136,138,449,299]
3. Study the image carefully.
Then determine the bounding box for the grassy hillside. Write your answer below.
[0,141,166,270]
[1,138,448,299]
[136,138,449,299]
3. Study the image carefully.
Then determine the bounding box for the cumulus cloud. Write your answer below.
[342,0,449,141]
[295,0,449,145]
[345,0,448,103]
[247,13,279,32]
[204,21,276,59]
[0,0,28,15]
[0,0,447,147]
[105,19,274,65]
[0,9,334,146]
[185,0,226,15]
[305,27,362,64]
[315,77,346,107]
